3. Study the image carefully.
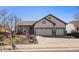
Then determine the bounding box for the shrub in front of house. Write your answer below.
[67,31,79,38]
[15,34,38,44]
[72,32,79,38]
[29,35,38,44]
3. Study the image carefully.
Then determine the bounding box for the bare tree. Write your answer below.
[0,9,8,23]
[6,14,21,37]
[0,9,21,49]
[0,9,21,37]
[13,15,21,33]
[0,9,9,35]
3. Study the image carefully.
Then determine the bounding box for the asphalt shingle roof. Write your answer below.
[69,21,79,27]
[17,21,36,26]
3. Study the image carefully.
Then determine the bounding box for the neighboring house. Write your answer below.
[66,21,79,34]
[16,14,66,36]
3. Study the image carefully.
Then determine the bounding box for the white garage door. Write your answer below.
[56,29,64,35]
[35,28,52,36]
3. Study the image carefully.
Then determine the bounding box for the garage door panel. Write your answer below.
[35,28,52,36]
[56,29,64,35]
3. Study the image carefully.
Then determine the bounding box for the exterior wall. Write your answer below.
[66,23,76,33]
[34,19,54,36]
[34,18,66,36]
[16,26,30,34]
[46,16,66,28]
[34,19,54,28]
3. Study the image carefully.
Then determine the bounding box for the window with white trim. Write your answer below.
[77,27,79,31]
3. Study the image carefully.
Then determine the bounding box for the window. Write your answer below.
[42,20,46,24]
[77,27,79,31]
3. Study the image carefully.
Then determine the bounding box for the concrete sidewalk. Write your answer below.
[1,45,79,52]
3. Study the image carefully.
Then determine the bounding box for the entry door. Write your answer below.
[23,27,29,34]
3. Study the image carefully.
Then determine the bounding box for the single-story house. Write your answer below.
[66,21,79,34]
[16,14,66,36]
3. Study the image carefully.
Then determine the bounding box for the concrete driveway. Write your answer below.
[36,36,79,47]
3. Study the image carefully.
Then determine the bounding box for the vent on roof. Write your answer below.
[48,16,52,19]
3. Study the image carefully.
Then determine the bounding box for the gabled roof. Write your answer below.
[46,14,67,24]
[69,21,79,23]
[17,21,36,26]
[17,14,66,26]
[33,17,56,25]
[69,21,79,27]
[33,14,67,25]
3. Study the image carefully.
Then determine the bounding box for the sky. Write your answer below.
[0,6,78,23]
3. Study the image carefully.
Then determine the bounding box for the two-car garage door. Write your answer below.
[34,28,53,36]
[34,28,65,36]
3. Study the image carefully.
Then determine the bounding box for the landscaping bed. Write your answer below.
[15,34,38,44]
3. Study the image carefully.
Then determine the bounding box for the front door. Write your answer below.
[23,27,29,34]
